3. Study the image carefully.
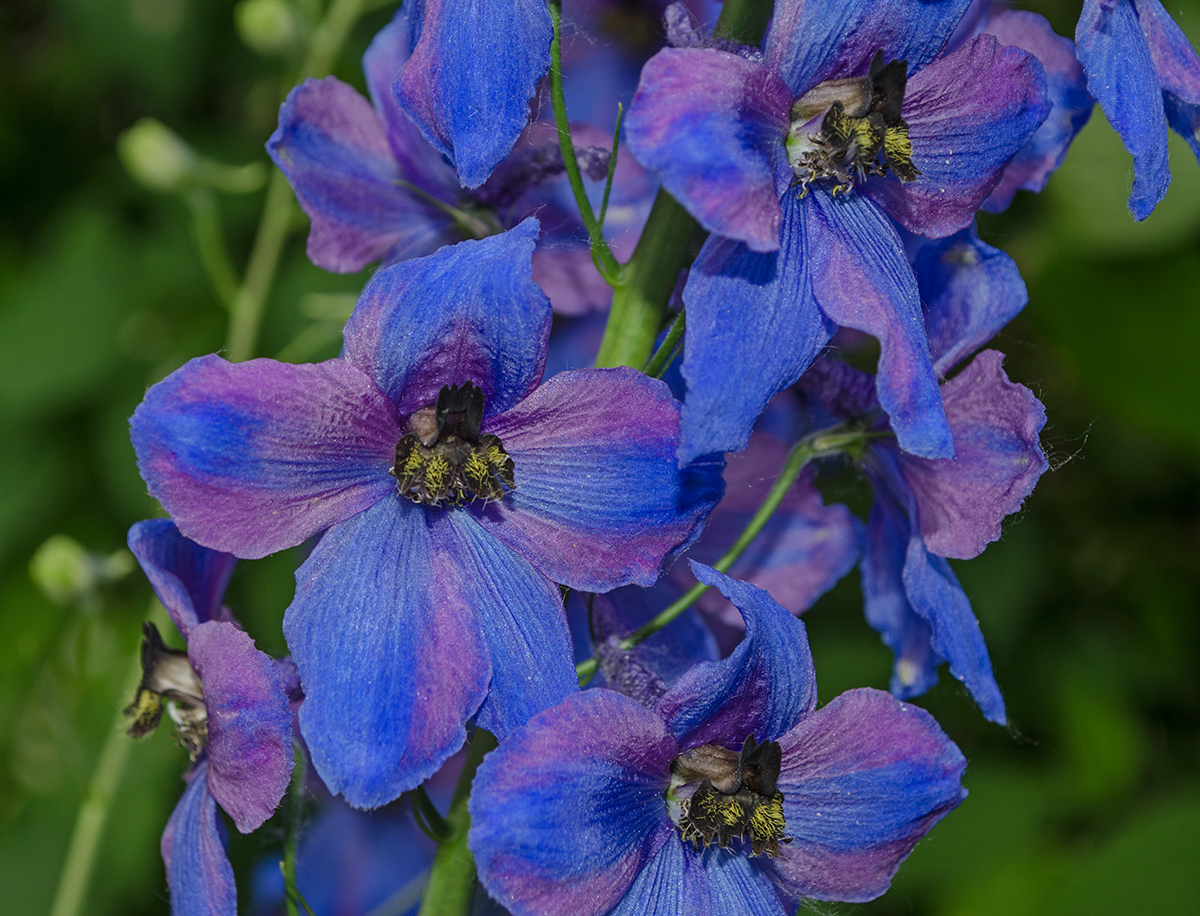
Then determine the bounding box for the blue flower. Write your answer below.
[126,519,294,916]
[130,221,723,808]
[470,563,967,916]
[1076,0,1200,219]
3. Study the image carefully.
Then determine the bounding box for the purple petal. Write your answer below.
[127,519,236,639]
[864,34,1050,238]
[677,436,861,626]
[656,563,817,748]
[470,690,676,916]
[679,194,836,464]
[477,367,723,592]
[433,511,577,740]
[624,47,792,252]
[766,0,975,94]
[394,0,554,188]
[187,621,293,834]
[341,220,551,419]
[804,192,953,459]
[131,354,400,559]
[911,227,1028,375]
[285,498,490,808]
[769,688,966,902]
[899,349,1047,560]
[161,763,236,916]
[980,11,1093,211]
[1076,0,1171,220]
[1138,0,1200,162]
[267,76,456,273]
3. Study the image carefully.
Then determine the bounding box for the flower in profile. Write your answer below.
[130,220,723,809]
[624,0,1049,463]
[1075,0,1200,219]
[125,519,293,916]
[470,562,967,916]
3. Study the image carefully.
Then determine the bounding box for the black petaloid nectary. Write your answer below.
[391,382,515,507]
[125,622,208,758]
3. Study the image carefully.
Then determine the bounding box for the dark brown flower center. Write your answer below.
[124,622,208,758]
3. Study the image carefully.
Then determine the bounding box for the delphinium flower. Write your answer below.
[1075,0,1200,219]
[124,519,294,916]
[797,227,1048,722]
[624,0,1050,463]
[471,562,967,916]
[130,220,723,809]
[268,12,654,315]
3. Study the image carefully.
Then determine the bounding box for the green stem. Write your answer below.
[547,0,622,284]
[598,104,624,230]
[643,308,685,378]
[281,740,308,916]
[410,784,453,842]
[416,729,498,916]
[186,189,240,311]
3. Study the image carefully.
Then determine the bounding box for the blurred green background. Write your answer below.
[1,0,1197,914]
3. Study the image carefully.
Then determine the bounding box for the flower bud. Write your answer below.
[29,535,135,608]
[235,0,302,57]
[117,118,197,193]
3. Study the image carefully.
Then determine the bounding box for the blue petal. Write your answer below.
[434,510,576,740]
[161,763,236,916]
[341,220,551,421]
[1138,0,1200,163]
[127,519,236,639]
[679,192,836,465]
[655,563,818,747]
[285,498,490,808]
[805,191,954,459]
[395,0,554,188]
[1076,0,1171,220]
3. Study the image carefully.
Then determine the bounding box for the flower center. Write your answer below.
[391,381,515,508]
[786,52,920,197]
[125,622,208,759]
[669,735,790,858]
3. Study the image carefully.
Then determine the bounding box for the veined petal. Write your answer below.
[267,77,456,273]
[285,498,489,808]
[766,0,975,94]
[341,220,550,419]
[127,519,236,639]
[433,511,576,740]
[656,563,817,748]
[625,47,791,252]
[188,621,293,834]
[804,192,953,459]
[470,690,676,916]
[865,34,1050,238]
[477,368,724,592]
[770,689,966,902]
[1138,0,1200,162]
[1076,0,1170,220]
[131,354,400,560]
[395,0,554,188]
[679,193,836,465]
[161,763,236,916]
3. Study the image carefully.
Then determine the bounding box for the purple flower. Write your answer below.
[125,519,294,916]
[130,221,723,808]
[267,13,654,315]
[470,562,967,916]
[1076,0,1200,219]
[624,0,1049,463]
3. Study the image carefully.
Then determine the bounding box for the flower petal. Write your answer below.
[470,690,676,916]
[131,354,400,559]
[433,511,576,739]
[341,220,551,419]
[770,688,966,902]
[624,47,791,252]
[679,194,836,465]
[864,34,1050,238]
[394,0,554,188]
[899,350,1048,560]
[1138,0,1200,163]
[656,563,818,747]
[187,621,293,834]
[1076,0,1171,220]
[477,367,724,591]
[127,519,236,639]
[285,498,490,808]
[805,192,953,459]
[161,762,236,916]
